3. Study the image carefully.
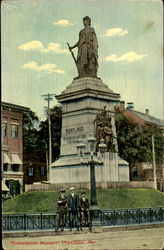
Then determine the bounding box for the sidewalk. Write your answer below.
[3,222,164,238]
[3,227,164,250]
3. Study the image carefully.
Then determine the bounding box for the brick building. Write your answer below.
[116,102,164,190]
[23,153,47,189]
[1,102,29,196]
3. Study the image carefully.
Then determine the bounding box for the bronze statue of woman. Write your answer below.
[69,16,98,79]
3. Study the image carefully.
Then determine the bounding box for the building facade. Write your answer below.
[1,102,29,196]
[116,102,164,190]
[23,152,47,189]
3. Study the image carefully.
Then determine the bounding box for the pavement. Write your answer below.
[2,227,164,250]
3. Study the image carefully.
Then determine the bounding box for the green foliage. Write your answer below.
[38,106,62,162]
[23,111,40,153]
[23,106,62,163]
[2,189,164,214]
[115,110,163,179]
[23,110,39,130]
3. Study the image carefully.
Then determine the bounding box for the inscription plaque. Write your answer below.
[63,126,86,144]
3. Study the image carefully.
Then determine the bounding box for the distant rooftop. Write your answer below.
[1,101,30,112]
[132,110,164,127]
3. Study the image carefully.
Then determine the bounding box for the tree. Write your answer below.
[23,106,62,163]
[38,106,62,162]
[115,110,163,180]
[23,110,40,157]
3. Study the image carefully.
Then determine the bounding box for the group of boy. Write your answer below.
[55,187,90,232]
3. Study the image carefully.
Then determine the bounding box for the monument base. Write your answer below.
[50,77,129,185]
[50,153,129,184]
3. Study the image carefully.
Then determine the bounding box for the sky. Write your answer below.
[2,0,163,121]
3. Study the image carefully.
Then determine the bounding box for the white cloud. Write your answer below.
[43,43,67,54]
[22,61,65,74]
[18,41,67,54]
[105,51,148,63]
[102,28,128,37]
[53,19,75,27]
[18,41,43,51]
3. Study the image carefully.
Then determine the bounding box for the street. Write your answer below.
[3,227,164,250]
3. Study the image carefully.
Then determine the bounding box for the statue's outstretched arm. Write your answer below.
[70,31,81,50]
[70,42,79,50]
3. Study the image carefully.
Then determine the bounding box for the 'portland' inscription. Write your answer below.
[63,126,86,144]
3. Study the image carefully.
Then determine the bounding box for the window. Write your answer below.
[132,167,138,178]
[9,180,20,196]
[3,164,8,172]
[12,164,19,172]
[5,180,9,188]
[28,167,33,176]
[11,124,18,138]
[3,122,8,137]
[40,166,45,176]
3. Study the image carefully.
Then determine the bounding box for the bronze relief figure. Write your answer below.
[95,106,115,152]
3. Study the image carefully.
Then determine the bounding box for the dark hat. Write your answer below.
[81,192,86,195]
[60,189,65,192]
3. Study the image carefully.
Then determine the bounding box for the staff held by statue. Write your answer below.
[67,42,77,66]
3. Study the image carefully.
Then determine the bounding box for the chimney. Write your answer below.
[126,102,134,110]
[145,109,149,115]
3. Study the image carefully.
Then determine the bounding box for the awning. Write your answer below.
[11,154,22,165]
[2,180,9,192]
[3,153,11,164]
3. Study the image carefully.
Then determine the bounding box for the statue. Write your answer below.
[68,16,98,79]
[103,122,114,151]
[95,107,115,152]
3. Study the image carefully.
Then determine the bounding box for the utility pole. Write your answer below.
[42,93,55,181]
[152,135,157,190]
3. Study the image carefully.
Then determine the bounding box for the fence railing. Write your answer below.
[100,207,164,226]
[2,207,164,231]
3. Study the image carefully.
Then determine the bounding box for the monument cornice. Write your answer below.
[56,88,120,103]
[62,107,116,116]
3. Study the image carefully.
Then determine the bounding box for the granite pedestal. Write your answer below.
[50,77,129,185]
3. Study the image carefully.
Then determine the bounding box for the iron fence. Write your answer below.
[2,207,164,231]
[100,207,164,226]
